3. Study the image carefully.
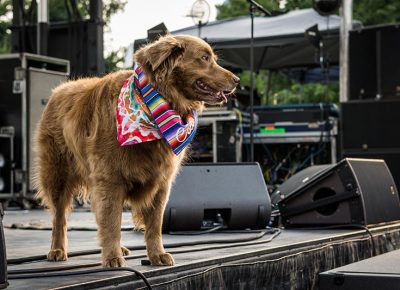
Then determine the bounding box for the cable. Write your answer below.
[6,228,281,289]
[285,224,377,256]
[169,224,224,235]
[8,267,152,289]
[136,235,373,290]
[7,228,281,266]
[7,229,281,276]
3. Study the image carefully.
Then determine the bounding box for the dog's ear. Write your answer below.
[135,35,184,72]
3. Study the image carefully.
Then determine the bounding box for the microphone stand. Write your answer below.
[247,0,271,162]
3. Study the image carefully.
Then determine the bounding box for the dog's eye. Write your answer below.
[201,55,210,62]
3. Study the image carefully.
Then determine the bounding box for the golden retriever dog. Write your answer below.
[34,34,239,267]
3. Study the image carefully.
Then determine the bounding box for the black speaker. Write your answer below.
[0,204,7,289]
[349,24,400,100]
[276,158,400,227]
[341,100,400,190]
[163,163,271,232]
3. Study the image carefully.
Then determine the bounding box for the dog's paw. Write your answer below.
[103,256,126,268]
[121,246,131,256]
[133,223,146,232]
[47,249,68,262]
[148,252,175,266]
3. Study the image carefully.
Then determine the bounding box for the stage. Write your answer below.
[2,210,400,289]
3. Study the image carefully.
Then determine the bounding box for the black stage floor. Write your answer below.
[3,210,400,289]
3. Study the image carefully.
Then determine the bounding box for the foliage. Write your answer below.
[270,74,339,104]
[353,0,400,26]
[238,70,339,105]
[104,47,125,73]
[0,0,12,53]
[216,0,312,20]
[48,0,127,23]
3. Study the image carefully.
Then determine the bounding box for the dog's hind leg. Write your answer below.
[131,207,146,232]
[47,186,73,262]
[90,179,127,267]
[35,138,74,262]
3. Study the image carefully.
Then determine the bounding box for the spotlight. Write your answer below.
[0,154,4,168]
[305,24,322,49]
[312,0,341,16]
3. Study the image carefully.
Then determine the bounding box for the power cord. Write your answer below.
[6,227,281,288]
[169,224,224,235]
[168,213,225,235]
[286,224,377,256]
[8,267,152,289]
[7,228,281,275]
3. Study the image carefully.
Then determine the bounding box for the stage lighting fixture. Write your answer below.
[0,154,4,168]
[305,24,322,49]
[312,0,341,16]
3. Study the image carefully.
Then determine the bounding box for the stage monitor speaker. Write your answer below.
[163,163,271,232]
[0,204,7,289]
[277,158,400,227]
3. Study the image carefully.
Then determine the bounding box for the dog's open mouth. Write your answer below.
[195,80,231,103]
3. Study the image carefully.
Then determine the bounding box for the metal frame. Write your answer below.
[0,128,15,199]
[198,110,245,163]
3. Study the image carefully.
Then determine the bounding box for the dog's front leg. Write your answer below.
[142,183,175,266]
[91,182,127,267]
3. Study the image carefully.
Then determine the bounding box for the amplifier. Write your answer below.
[252,103,339,124]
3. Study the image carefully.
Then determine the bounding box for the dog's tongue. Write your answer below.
[218,91,228,103]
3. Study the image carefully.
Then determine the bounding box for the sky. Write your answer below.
[105,0,225,53]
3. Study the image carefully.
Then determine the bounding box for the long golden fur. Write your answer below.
[34,35,239,267]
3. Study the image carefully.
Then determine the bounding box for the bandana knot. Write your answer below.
[116,66,198,155]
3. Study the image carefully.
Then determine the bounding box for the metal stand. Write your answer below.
[0,203,7,289]
[247,0,271,162]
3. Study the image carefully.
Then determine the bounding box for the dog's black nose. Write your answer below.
[232,75,240,84]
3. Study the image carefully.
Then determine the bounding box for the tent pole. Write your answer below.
[339,0,353,102]
[249,4,255,162]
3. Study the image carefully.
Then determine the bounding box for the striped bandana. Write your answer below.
[116,66,198,155]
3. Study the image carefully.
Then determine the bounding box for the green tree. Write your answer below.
[0,0,12,54]
[0,0,127,72]
[216,0,312,20]
[353,0,400,26]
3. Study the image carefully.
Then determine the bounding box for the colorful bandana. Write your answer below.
[116,66,198,155]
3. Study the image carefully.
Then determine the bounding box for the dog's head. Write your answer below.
[135,35,240,109]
